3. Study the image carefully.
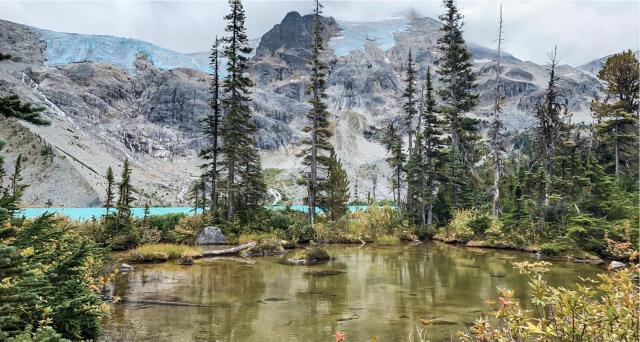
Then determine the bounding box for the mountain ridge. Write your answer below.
[0,14,620,207]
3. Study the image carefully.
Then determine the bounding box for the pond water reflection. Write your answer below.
[102,242,603,342]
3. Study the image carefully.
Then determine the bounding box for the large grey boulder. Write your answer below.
[196,226,227,245]
[608,261,627,270]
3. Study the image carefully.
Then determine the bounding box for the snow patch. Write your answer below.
[329,18,410,57]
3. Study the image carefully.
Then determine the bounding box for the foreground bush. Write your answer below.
[434,209,476,243]
[458,260,640,342]
[315,205,412,243]
[0,214,110,340]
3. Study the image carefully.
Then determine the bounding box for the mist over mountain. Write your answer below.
[0,12,616,207]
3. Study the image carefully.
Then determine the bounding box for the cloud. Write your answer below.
[1,0,638,65]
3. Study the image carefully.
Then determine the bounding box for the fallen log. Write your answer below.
[201,242,257,257]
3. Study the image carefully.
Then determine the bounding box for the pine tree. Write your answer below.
[220,0,266,219]
[591,50,639,182]
[406,132,425,224]
[319,150,350,221]
[383,119,406,204]
[0,95,49,126]
[104,166,115,216]
[436,0,481,209]
[116,159,134,222]
[532,47,570,232]
[301,0,334,224]
[489,5,506,220]
[402,50,419,210]
[189,177,206,214]
[403,49,419,155]
[200,36,222,214]
[9,154,23,198]
[420,68,446,234]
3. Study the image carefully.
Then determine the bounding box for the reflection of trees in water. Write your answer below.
[102,244,602,342]
[189,261,266,341]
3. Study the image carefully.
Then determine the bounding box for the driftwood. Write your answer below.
[201,242,257,257]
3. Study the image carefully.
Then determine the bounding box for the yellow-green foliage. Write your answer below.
[458,260,640,342]
[375,234,400,245]
[436,209,476,243]
[238,232,282,244]
[315,205,413,243]
[125,244,203,263]
[166,214,207,244]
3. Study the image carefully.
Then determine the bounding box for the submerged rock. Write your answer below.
[196,226,227,245]
[608,261,627,270]
[101,283,114,300]
[179,256,194,265]
[239,239,285,257]
[489,272,506,278]
[304,269,346,277]
[283,247,330,265]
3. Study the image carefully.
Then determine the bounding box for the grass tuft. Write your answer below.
[125,243,203,263]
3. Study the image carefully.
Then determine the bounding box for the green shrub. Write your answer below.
[436,209,476,243]
[468,213,491,237]
[539,241,568,256]
[0,215,109,340]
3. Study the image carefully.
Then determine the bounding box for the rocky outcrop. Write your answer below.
[254,12,339,78]
[195,226,227,245]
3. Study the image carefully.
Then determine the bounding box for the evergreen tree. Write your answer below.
[189,177,206,214]
[104,166,115,216]
[532,47,569,231]
[301,0,334,224]
[0,95,49,126]
[591,50,639,182]
[319,150,350,221]
[200,36,222,213]
[116,159,134,222]
[220,0,266,219]
[383,119,406,204]
[9,154,24,198]
[489,5,506,220]
[436,0,481,209]
[402,49,419,155]
[406,132,425,225]
[420,68,446,234]
[402,50,419,210]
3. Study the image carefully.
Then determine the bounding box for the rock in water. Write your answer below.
[101,283,114,300]
[284,247,331,265]
[196,226,226,245]
[608,261,627,270]
[120,263,134,272]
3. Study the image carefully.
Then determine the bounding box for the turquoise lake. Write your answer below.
[19,205,373,220]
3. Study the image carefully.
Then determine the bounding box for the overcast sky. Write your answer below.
[1,0,638,66]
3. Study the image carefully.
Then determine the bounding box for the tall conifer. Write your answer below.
[200,36,222,213]
[301,0,334,224]
[220,0,266,219]
[436,0,481,209]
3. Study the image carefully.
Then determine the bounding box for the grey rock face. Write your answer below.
[196,226,227,245]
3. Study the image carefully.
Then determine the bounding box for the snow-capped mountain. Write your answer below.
[0,12,611,207]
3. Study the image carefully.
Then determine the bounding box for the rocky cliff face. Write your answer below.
[0,13,609,206]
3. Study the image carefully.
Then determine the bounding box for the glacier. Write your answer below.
[329,18,410,57]
[37,29,211,73]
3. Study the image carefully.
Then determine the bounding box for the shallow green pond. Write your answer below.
[102,242,603,342]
